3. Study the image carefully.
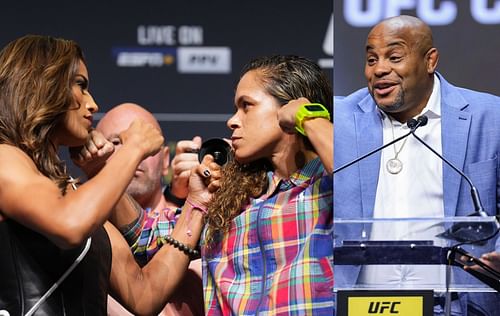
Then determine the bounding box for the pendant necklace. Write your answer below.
[386,117,408,174]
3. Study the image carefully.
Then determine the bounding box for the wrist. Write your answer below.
[172,207,204,247]
[302,115,330,134]
[295,103,330,136]
[185,198,208,214]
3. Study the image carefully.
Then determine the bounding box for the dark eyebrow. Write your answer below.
[235,95,249,106]
[387,40,407,48]
[366,40,407,52]
[235,95,243,104]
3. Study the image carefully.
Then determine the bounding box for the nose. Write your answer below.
[85,93,99,113]
[227,112,241,130]
[373,59,391,77]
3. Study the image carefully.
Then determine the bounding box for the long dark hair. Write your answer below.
[0,35,85,192]
[204,55,332,245]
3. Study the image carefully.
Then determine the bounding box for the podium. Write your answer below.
[334,216,499,316]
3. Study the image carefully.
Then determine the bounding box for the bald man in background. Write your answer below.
[96,103,204,316]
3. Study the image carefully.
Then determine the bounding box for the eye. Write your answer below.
[75,77,89,92]
[389,55,402,63]
[239,100,253,112]
[366,56,377,66]
[110,138,121,146]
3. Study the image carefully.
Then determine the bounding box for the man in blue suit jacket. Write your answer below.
[334,15,500,315]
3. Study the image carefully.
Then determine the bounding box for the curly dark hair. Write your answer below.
[0,35,85,193]
[204,55,332,245]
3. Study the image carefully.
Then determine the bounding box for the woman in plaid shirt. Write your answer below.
[202,55,333,315]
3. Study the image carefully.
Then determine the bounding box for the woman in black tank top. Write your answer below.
[0,35,218,315]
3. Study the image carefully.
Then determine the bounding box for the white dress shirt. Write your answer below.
[359,74,448,288]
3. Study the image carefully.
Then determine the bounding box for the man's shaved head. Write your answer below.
[369,15,434,56]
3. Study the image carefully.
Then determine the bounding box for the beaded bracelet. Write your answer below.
[164,235,200,259]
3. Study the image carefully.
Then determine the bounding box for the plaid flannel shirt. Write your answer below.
[123,206,177,266]
[202,158,333,315]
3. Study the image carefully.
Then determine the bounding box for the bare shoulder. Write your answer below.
[0,144,37,163]
[0,144,40,183]
[0,144,60,219]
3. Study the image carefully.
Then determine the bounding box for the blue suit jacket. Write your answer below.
[334,73,500,315]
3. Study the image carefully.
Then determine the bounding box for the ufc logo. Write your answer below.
[368,301,401,314]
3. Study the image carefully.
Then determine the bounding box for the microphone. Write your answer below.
[410,115,486,217]
[333,117,426,174]
[408,115,499,243]
[407,115,428,132]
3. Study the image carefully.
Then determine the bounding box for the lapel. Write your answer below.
[439,75,472,217]
[355,95,383,218]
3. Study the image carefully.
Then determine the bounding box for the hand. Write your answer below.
[120,119,164,160]
[480,251,500,271]
[186,154,221,209]
[170,136,202,199]
[70,129,115,178]
[464,251,500,274]
[277,97,311,134]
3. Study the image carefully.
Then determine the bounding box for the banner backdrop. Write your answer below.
[334,0,500,97]
[0,1,332,143]
[0,1,332,176]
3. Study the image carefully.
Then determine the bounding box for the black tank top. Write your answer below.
[0,220,112,315]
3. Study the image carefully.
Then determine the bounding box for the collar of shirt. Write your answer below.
[257,157,325,200]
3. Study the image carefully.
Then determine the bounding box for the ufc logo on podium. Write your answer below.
[337,290,433,316]
[368,301,401,314]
